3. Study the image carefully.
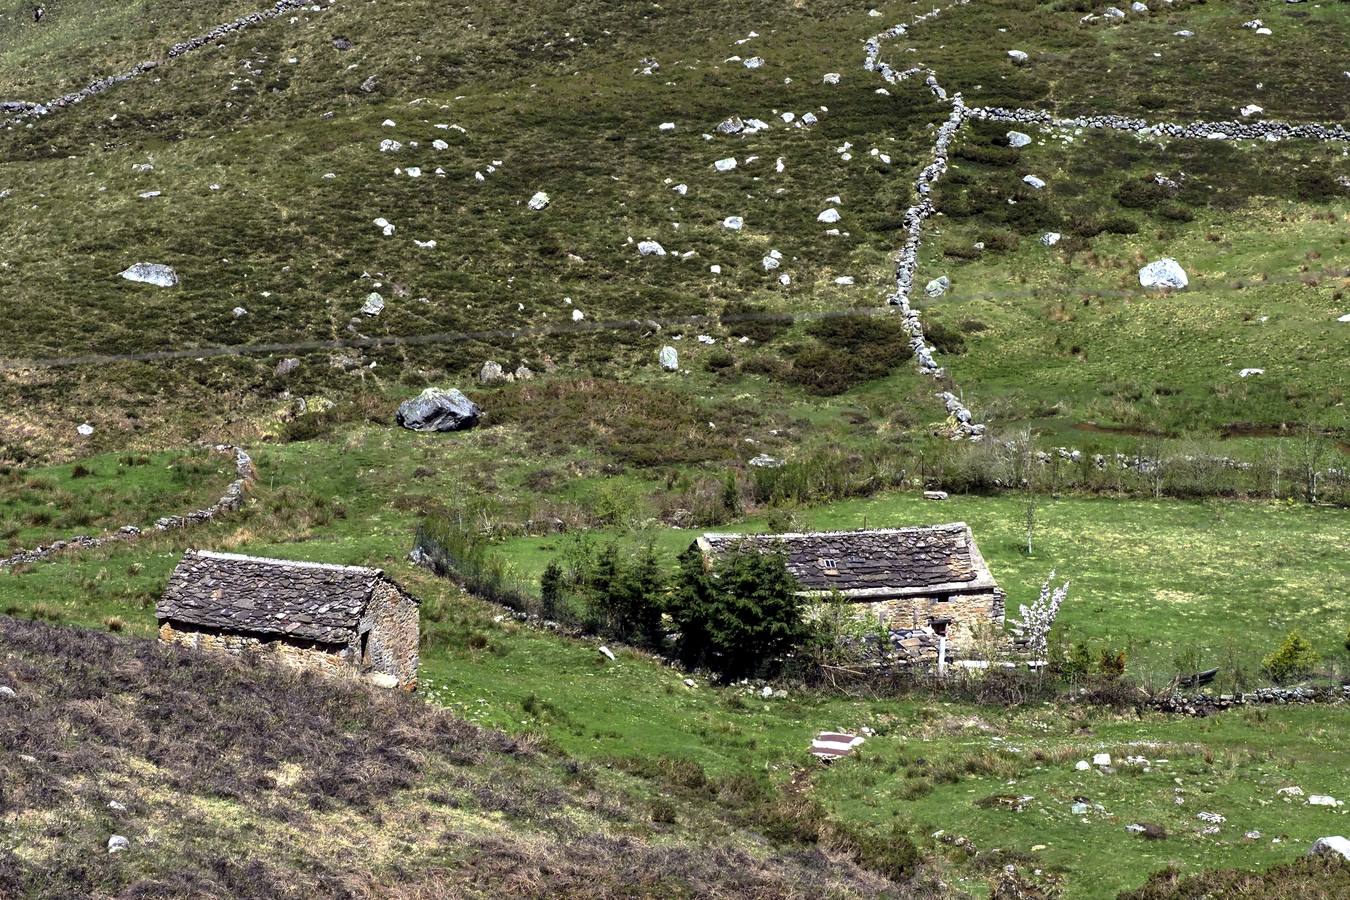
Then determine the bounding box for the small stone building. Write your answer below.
[695,523,1004,657]
[157,550,420,689]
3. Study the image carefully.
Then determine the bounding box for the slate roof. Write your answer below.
[696,523,999,599]
[158,550,411,644]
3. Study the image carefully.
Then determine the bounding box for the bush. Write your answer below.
[784,316,912,395]
[1261,631,1320,684]
[669,543,809,680]
[540,561,565,621]
[1098,647,1127,678]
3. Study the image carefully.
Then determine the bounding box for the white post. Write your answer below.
[937,635,947,677]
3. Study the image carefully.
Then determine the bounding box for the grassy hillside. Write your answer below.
[1,0,1349,896]
[0,615,908,899]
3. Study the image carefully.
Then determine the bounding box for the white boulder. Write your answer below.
[1139,258,1189,290]
[119,263,179,287]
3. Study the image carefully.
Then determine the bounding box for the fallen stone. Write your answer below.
[925,276,951,297]
[1041,232,1061,246]
[108,835,129,854]
[361,292,385,316]
[638,240,666,257]
[395,388,481,433]
[1139,258,1188,290]
[599,645,616,661]
[479,360,508,384]
[119,263,178,287]
[659,346,679,371]
[528,191,550,211]
[1007,131,1032,148]
[1310,836,1350,860]
[749,453,784,468]
[923,490,948,501]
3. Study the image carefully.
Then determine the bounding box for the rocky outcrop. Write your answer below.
[0,446,254,569]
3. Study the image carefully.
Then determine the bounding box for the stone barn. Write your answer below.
[157,550,421,689]
[695,523,1005,658]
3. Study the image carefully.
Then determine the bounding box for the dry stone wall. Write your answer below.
[0,445,254,569]
[863,1,1350,438]
[1,1,317,130]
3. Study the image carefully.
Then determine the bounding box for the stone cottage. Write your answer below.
[157,550,420,689]
[695,523,1004,657]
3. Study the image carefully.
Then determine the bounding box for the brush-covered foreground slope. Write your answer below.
[0,615,906,899]
[0,0,1347,460]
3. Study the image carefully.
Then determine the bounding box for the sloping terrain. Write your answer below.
[0,615,906,899]
[1,2,1348,897]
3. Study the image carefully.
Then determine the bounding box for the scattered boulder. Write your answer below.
[722,215,744,231]
[361,292,385,316]
[395,388,481,432]
[1139,258,1189,290]
[479,360,508,384]
[275,357,300,377]
[528,191,550,211]
[108,835,129,854]
[925,276,951,297]
[638,240,666,257]
[1310,837,1350,861]
[716,116,745,135]
[332,36,353,51]
[599,645,616,661]
[119,263,178,287]
[1041,232,1061,246]
[0,685,14,698]
[714,157,738,172]
[749,453,784,468]
[1007,50,1029,63]
[1023,174,1046,189]
[817,207,841,224]
[1007,131,1032,148]
[823,72,841,85]
[923,490,948,501]
[514,365,534,381]
[658,346,679,371]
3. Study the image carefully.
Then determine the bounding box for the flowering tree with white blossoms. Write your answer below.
[1008,571,1069,658]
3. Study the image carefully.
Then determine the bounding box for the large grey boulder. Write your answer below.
[1139,258,1189,290]
[396,388,481,432]
[1007,131,1032,148]
[119,263,178,287]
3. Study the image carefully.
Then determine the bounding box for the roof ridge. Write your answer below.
[700,523,969,540]
[188,549,384,577]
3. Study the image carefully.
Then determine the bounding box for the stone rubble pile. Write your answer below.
[0,446,254,569]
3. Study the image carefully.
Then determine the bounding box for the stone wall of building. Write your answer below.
[853,589,1002,655]
[359,584,420,689]
[157,621,351,677]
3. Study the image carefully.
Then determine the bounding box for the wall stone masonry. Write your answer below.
[1,1,319,131]
[0,445,254,569]
[1150,685,1350,717]
[967,106,1350,143]
[863,1,1350,439]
